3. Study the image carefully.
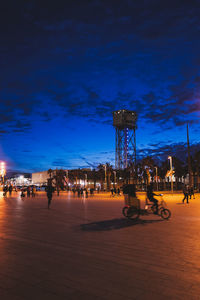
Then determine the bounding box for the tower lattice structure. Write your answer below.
[113,110,137,169]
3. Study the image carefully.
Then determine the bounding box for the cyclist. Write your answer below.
[147,184,159,214]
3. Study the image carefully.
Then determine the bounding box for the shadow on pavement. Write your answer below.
[80,218,164,231]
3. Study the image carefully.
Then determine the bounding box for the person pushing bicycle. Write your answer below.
[147,184,159,214]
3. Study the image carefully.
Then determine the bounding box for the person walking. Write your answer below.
[110,188,114,196]
[117,188,121,196]
[3,185,8,197]
[189,186,195,200]
[27,186,31,197]
[31,186,36,197]
[21,187,25,199]
[113,187,117,195]
[8,185,13,196]
[182,185,189,204]
[46,181,54,209]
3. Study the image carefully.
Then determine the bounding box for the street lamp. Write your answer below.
[103,164,107,191]
[168,156,173,193]
[0,162,6,184]
[113,171,116,188]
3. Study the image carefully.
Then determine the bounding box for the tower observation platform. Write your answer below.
[113,109,137,169]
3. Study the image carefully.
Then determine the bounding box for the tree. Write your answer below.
[105,162,113,191]
[96,163,113,191]
[97,164,105,190]
[47,168,53,179]
[173,157,184,190]
[141,156,155,185]
[53,169,67,195]
[159,160,169,190]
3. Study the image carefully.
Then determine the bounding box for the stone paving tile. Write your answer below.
[1,191,200,299]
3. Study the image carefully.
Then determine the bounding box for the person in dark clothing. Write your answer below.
[31,186,36,197]
[27,186,31,197]
[21,187,25,198]
[189,186,195,200]
[46,182,54,209]
[147,184,159,214]
[8,185,13,196]
[3,185,8,196]
[117,188,121,195]
[182,185,189,203]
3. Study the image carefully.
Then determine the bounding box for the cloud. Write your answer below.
[0,130,8,134]
[52,158,70,168]
[138,142,200,164]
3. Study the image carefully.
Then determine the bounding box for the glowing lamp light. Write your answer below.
[0,161,6,176]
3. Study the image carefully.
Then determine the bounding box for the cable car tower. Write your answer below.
[113,109,137,169]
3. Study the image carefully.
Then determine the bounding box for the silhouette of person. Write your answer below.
[46,180,54,209]
[189,186,195,200]
[21,187,25,199]
[8,185,13,196]
[182,185,189,203]
[27,186,31,197]
[3,185,8,196]
[147,184,159,214]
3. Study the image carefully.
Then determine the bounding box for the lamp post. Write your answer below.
[113,171,116,188]
[154,166,158,191]
[168,156,173,193]
[0,162,6,184]
[103,165,107,191]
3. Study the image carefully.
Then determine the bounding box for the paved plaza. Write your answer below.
[0,190,200,299]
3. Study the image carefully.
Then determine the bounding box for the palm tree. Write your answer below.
[159,160,169,190]
[105,162,113,191]
[53,169,67,194]
[91,169,98,189]
[141,156,155,185]
[97,164,106,190]
[47,168,53,179]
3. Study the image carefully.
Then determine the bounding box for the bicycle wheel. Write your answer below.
[122,206,129,217]
[157,206,164,216]
[127,206,140,220]
[161,209,171,220]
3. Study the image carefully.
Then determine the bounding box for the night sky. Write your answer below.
[1,0,200,172]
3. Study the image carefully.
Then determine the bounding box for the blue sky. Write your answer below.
[1,0,200,172]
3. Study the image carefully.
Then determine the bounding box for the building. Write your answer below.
[32,170,50,185]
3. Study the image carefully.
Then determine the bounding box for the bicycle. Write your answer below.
[145,194,171,219]
[122,194,171,220]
